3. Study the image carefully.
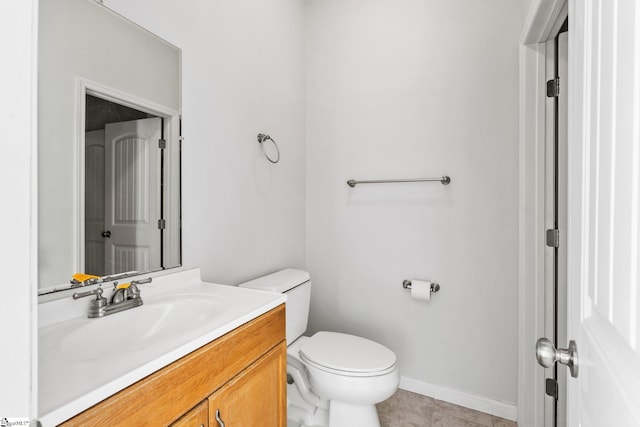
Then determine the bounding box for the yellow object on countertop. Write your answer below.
[72,273,100,283]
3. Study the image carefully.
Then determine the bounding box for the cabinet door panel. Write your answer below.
[171,399,208,427]
[209,342,286,427]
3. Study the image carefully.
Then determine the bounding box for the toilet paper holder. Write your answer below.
[402,280,440,293]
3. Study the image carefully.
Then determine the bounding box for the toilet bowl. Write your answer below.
[300,332,399,404]
[239,269,399,427]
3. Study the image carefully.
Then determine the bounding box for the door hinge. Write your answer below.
[158,219,166,230]
[546,228,560,248]
[158,138,167,149]
[547,77,560,97]
[545,378,558,399]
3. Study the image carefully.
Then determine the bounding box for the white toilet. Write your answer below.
[239,269,399,427]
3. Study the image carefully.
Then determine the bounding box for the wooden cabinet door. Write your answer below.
[209,342,286,427]
[171,400,208,427]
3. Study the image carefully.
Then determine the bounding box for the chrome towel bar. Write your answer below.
[346,176,451,187]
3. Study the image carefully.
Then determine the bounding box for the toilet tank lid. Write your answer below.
[238,268,310,293]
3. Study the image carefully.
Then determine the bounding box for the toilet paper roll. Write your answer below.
[410,280,432,302]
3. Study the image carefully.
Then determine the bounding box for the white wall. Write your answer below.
[0,0,38,418]
[521,0,536,21]
[105,0,307,284]
[305,0,523,410]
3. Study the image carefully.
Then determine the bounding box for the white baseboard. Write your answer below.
[399,376,518,422]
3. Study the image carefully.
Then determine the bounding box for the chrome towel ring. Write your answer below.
[257,133,280,163]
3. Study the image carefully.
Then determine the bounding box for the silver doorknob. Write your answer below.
[536,338,579,378]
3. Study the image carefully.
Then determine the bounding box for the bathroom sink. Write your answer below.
[39,269,286,426]
[55,293,227,363]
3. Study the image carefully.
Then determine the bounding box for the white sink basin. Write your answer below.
[56,293,227,362]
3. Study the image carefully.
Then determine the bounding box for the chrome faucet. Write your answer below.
[73,277,152,318]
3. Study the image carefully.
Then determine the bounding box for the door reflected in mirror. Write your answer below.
[85,95,168,276]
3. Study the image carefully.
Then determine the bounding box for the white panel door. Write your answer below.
[85,129,106,276]
[567,0,640,425]
[104,117,162,275]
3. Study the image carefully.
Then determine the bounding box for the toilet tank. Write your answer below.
[238,269,311,344]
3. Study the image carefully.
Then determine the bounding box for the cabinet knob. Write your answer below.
[215,409,226,427]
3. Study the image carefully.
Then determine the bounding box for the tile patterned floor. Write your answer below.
[376,389,518,427]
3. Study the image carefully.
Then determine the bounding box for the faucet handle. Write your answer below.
[73,286,108,317]
[128,277,152,298]
[111,277,151,302]
[73,287,104,300]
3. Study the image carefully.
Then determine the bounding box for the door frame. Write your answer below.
[543,27,569,427]
[518,1,568,426]
[75,77,181,276]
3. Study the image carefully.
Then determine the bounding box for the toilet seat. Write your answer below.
[299,332,396,377]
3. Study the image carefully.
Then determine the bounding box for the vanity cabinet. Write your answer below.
[209,342,286,426]
[60,305,286,427]
[171,400,208,427]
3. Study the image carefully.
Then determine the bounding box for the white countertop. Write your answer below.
[38,268,286,426]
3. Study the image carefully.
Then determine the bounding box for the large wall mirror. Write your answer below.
[38,0,181,294]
